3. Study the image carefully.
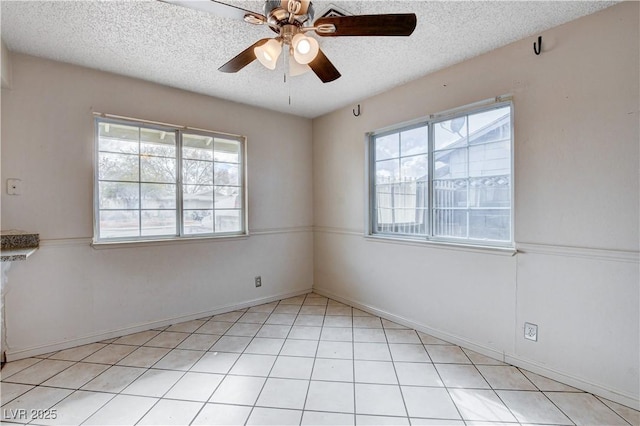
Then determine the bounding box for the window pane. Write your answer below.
[375,133,399,161]
[433,179,467,208]
[140,128,176,157]
[376,159,400,184]
[368,103,511,246]
[183,210,214,235]
[215,163,240,186]
[434,148,467,179]
[376,183,394,223]
[401,155,428,181]
[141,156,176,183]
[99,152,139,182]
[215,210,242,233]
[183,134,214,161]
[96,118,246,242]
[141,183,176,209]
[99,137,139,155]
[434,117,467,150]
[468,106,511,145]
[400,126,428,156]
[141,210,176,236]
[183,160,213,185]
[214,139,241,163]
[99,182,139,209]
[469,176,510,208]
[215,186,242,209]
[183,185,214,209]
[376,209,427,235]
[375,181,427,236]
[99,210,139,238]
[433,209,467,238]
[469,141,510,177]
[469,209,510,241]
[99,123,139,154]
[376,207,393,232]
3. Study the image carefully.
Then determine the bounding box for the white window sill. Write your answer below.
[92,233,249,249]
[364,234,517,256]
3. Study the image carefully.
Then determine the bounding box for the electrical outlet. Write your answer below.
[7,178,22,195]
[255,276,262,288]
[524,322,538,341]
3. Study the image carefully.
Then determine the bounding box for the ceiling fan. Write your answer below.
[162,0,417,83]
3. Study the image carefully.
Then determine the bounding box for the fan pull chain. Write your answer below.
[283,50,292,106]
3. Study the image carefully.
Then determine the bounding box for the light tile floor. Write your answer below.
[1,292,638,425]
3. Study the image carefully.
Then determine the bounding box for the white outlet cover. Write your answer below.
[7,178,22,195]
[524,322,538,341]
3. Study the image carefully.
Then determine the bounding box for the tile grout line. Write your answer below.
[351,303,357,426]
[242,293,310,425]
[299,293,327,425]
[136,316,245,424]
[130,314,247,425]
[3,348,107,423]
[382,321,411,423]
[417,334,466,424]
[512,365,577,426]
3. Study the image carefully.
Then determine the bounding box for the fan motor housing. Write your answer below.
[264,0,314,33]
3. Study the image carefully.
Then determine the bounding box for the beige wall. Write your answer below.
[312,2,639,408]
[1,54,314,358]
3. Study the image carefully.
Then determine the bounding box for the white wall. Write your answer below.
[1,54,314,358]
[312,2,639,409]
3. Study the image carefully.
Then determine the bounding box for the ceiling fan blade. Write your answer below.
[314,14,417,37]
[219,39,269,73]
[308,49,341,83]
[159,0,266,24]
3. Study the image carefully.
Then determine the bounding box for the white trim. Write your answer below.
[517,242,639,263]
[365,234,517,256]
[313,226,362,237]
[38,227,312,249]
[92,112,244,139]
[314,226,517,256]
[313,286,507,362]
[504,355,640,411]
[313,286,640,411]
[40,238,93,248]
[251,226,313,235]
[313,227,638,262]
[91,234,250,249]
[6,288,312,361]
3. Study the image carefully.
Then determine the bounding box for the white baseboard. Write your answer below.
[313,286,640,411]
[502,354,640,411]
[7,288,312,361]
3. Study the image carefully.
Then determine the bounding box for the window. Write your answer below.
[94,117,246,242]
[369,100,513,247]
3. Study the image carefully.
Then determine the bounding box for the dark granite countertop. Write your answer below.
[1,230,39,262]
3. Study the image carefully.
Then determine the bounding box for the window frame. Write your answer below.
[366,98,514,249]
[93,115,248,244]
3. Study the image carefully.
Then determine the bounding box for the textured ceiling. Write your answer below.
[1,0,616,118]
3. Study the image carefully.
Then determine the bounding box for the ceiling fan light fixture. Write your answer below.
[292,33,319,64]
[254,39,282,70]
[289,54,311,76]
